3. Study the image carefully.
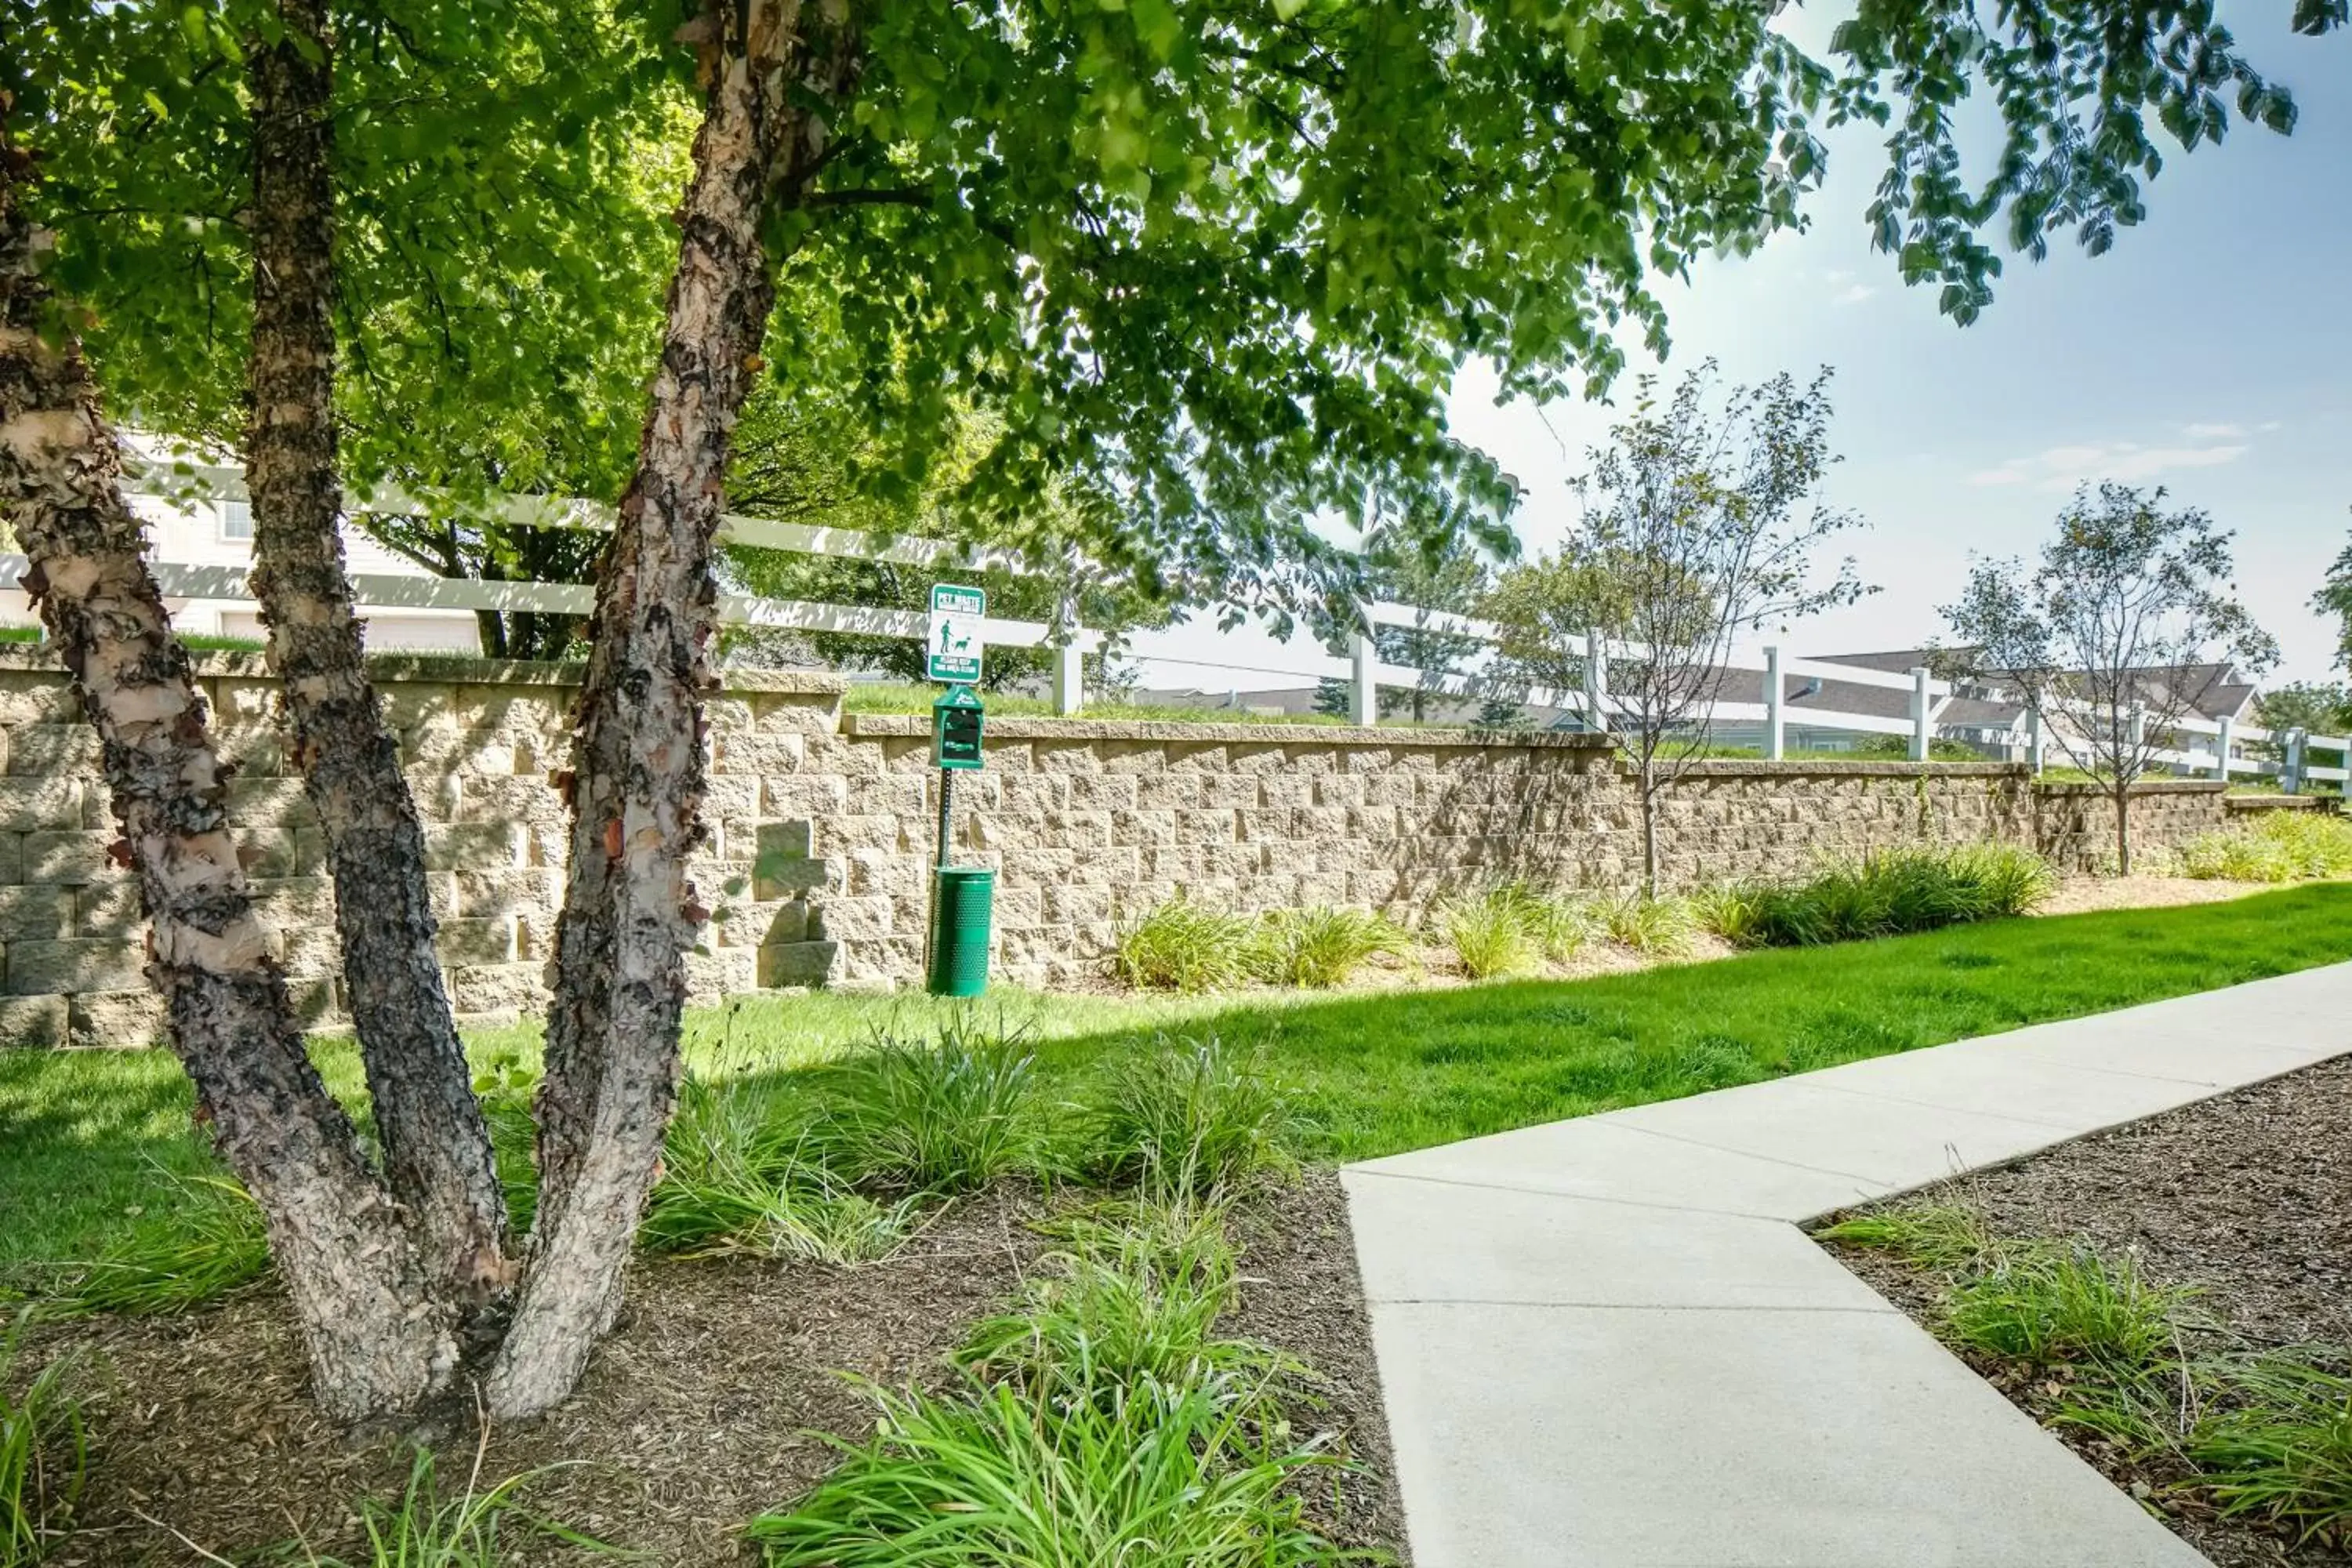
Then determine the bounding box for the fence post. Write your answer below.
[1584,630,1608,735]
[1908,666,1930,761]
[1763,644,1784,761]
[2285,727,2307,796]
[2213,714,2233,783]
[1051,641,1083,717]
[2129,702,2147,770]
[1350,607,1377,727]
[2027,702,2044,775]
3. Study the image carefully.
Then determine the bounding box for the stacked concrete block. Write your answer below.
[0,642,2250,1046]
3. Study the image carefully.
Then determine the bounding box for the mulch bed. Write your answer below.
[25,1170,1404,1566]
[1820,1054,2352,1568]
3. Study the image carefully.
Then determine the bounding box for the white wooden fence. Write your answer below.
[9,458,2332,793]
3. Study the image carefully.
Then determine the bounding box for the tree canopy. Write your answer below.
[12,0,2342,625]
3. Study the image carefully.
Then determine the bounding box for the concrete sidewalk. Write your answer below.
[1346,963,2352,1568]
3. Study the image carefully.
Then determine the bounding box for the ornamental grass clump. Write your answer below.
[1080,1036,1297,1194]
[1112,897,1264,992]
[1730,844,2053,948]
[1436,888,1541,979]
[2180,810,2352,884]
[1250,906,1409,989]
[811,1020,1038,1194]
[292,1445,612,1567]
[36,1172,271,1319]
[2190,1356,2352,1542]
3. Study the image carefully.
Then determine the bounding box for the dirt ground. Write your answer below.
[2034,874,2279,916]
[27,1172,1403,1566]
[1823,1056,2352,1568]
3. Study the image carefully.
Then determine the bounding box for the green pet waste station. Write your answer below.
[926,684,993,997]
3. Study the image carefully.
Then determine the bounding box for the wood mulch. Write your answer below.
[24,1171,1403,1566]
[1821,1055,2352,1568]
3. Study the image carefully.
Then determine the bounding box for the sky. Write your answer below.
[1141,13,2352,695]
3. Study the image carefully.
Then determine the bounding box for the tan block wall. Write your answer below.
[0,648,2243,1047]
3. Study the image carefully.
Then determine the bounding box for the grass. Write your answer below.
[1112,898,1265,992]
[1252,907,1409,989]
[1076,1036,1298,1193]
[808,1022,1037,1193]
[747,1190,1348,1567]
[9,887,2352,1284]
[289,1444,610,1567]
[1435,889,1541,979]
[1831,1202,2352,1547]
[1,1326,83,1566]
[26,1172,270,1318]
[1706,844,2056,948]
[1944,1249,2192,1370]
[2180,809,2352,884]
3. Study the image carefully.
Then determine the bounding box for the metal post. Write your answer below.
[2213,714,2234,784]
[1350,610,1377,727]
[2027,703,2045,775]
[1584,630,1608,735]
[935,766,956,870]
[2285,727,2307,796]
[1908,666,1930,762]
[1052,642,1083,717]
[1763,644,1784,761]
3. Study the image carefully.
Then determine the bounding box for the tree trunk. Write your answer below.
[0,112,452,1421]
[1639,756,1660,898]
[245,0,509,1303]
[2114,782,2132,877]
[485,0,858,1419]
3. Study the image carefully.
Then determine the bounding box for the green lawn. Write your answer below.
[7,884,2351,1280]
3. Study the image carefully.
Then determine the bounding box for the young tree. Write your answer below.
[1485,366,1869,892]
[1940,484,2278,873]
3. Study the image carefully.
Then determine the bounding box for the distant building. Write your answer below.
[1,436,480,653]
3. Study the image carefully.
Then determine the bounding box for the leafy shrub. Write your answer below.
[37,1174,271,1318]
[2190,1356,2352,1541]
[1112,896,1265,992]
[1250,906,1408,989]
[2,1327,83,1566]
[1944,1249,2189,1371]
[1436,888,1541,979]
[2180,810,2352,884]
[1079,1036,1296,1193]
[813,1022,1036,1194]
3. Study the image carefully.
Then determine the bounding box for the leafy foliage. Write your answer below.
[1483,364,1870,890]
[1940,484,2279,873]
[2180,811,2352,884]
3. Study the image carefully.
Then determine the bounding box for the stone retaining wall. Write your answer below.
[0,649,2247,1047]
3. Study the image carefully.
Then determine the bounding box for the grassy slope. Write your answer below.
[6,885,2350,1276]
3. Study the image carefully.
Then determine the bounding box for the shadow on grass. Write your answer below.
[6,884,2350,1276]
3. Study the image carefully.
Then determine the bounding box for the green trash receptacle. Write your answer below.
[927,866,996,997]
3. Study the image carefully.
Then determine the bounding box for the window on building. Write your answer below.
[217,499,252,540]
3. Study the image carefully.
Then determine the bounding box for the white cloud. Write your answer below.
[2182,421,2247,439]
[1968,438,2251,492]
[1834,282,1878,304]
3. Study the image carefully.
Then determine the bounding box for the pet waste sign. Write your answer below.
[927,584,985,683]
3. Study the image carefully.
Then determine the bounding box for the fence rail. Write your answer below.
[31,460,2328,793]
